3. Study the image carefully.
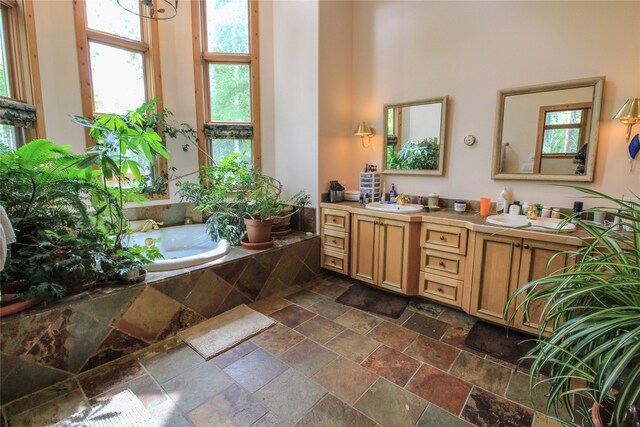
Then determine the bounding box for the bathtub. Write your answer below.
[127,224,230,272]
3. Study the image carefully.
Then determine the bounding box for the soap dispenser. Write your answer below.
[497,187,509,215]
[389,184,397,199]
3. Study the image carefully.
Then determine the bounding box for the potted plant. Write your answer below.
[99,239,162,284]
[506,188,640,427]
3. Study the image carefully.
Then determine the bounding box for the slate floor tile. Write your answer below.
[416,404,474,427]
[404,334,459,371]
[5,389,89,427]
[141,344,204,384]
[278,339,337,377]
[507,370,569,419]
[334,309,383,335]
[90,374,169,413]
[249,296,292,315]
[250,324,306,355]
[223,348,288,392]
[354,378,427,427]
[403,312,451,339]
[367,321,418,351]
[148,400,193,427]
[161,361,234,412]
[285,289,326,308]
[188,383,267,427]
[78,356,146,399]
[308,299,350,320]
[461,387,534,427]
[406,364,472,415]
[361,345,420,387]
[254,369,327,425]
[294,316,344,344]
[212,340,258,369]
[325,330,380,363]
[270,305,316,328]
[450,351,513,395]
[294,394,375,427]
[311,357,378,405]
[441,325,471,348]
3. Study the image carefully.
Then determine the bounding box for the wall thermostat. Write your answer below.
[464,135,476,146]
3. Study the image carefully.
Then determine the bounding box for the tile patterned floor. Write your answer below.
[1,272,569,427]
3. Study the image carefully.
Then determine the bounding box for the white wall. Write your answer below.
[349,1,640,208]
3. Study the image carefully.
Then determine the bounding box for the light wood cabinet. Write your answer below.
[418,223,469,308]
[321,208,351,274]
[470,232,577,332]
[351,213,419,294]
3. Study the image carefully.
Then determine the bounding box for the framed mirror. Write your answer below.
[492,77,604,182]
[383,96,448,176]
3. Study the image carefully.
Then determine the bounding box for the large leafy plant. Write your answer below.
[507,188,640,426]
[386,138,440,170]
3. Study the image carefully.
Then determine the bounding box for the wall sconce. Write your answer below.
[354,121,375,148]
[614,98,640,141]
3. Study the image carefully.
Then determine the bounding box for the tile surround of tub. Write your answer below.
[0,233,320,404]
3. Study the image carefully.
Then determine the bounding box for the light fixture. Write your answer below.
[354,121,375,148]
[117,0,178,20]
[613,98,640,141]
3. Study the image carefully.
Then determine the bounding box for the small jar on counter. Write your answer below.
[551,208,561,219]
[454,200,467,212]
[540,206,552,218]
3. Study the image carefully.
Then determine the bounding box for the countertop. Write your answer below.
[320,201,587,245]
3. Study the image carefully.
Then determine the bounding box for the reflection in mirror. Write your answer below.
[383,97,447,176]
[493,77,604,182]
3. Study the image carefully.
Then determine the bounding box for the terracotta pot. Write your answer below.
[244,218,273,243]
[66,280,98,295]
[0,296,43,318]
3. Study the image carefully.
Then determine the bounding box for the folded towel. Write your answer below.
[0,205,15,272]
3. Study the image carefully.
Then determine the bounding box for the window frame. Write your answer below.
[191,0,261,168]
[534,102,591,173]
[73,0,167,196]
[0,0,45,147]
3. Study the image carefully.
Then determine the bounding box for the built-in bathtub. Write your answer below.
[127,223,230,271]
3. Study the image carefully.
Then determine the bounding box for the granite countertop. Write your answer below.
[320,201,587,245]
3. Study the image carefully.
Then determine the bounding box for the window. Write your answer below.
[0,0,44,150]
[192,0,260,166]
[537,103,591,156]
[73,0,166,185]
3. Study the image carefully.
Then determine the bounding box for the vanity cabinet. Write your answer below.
[351,213,419,294]
[321,208,350,274]
[469,233,577,333]
[418,223,470,308]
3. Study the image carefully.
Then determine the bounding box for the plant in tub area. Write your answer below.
[506,188,639,427]
[177,153,310,246]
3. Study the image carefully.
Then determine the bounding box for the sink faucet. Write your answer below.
[140,219,163,232]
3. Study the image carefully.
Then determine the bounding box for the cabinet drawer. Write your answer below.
[322,208,350,232]
[322,228,349,253]
[421,248,465,280]
[322,249,349,274]
[421,223,468,255]
[419,272,463,307]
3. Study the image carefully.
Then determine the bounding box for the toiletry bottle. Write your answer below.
[418,196,423,206]
[496,187,509,214]
[389,184,397,199]
[521,201,531,216]
[509,201,521,215]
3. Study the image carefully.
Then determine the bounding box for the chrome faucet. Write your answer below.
[140,219,163,232]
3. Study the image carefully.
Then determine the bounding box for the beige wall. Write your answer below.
[348,1,640,208]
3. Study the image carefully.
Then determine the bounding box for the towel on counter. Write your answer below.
[0,205,16,272]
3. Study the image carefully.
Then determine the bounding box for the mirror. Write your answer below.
[492,77,604,182]
[383,96,448,176]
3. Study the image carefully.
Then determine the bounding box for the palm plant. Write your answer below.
[507,188,640,426]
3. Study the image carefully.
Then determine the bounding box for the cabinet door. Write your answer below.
[351,214,379,284]
[515,240,577,334]
[470,233,522,325]
[377,218,409,291]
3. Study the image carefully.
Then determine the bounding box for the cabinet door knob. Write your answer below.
[439,235,446,241]
[331,218,336,222]
[437,287,444,293]
[438,261,445,267]
[523,244,530,249]
[514,242,521,248]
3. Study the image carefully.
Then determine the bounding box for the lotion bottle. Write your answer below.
[497,187,509,215]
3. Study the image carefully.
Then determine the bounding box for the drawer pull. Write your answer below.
[331,218,336,222]
[524,244,530,249]
[330,259,336,264]
[437,287,444,293]
[439,235,445,241]
[514,242,521,248]
[332,239,337,244]
[438,261,445,267]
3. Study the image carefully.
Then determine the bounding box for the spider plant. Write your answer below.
[506,187,640,427]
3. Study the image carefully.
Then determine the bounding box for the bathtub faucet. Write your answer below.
[140,219,163,232]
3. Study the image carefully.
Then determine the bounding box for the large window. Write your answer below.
[192,0,260,166]
[73,0,166,183]
[0,0,43,150]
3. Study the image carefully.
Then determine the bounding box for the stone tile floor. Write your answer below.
[1,272,571,427]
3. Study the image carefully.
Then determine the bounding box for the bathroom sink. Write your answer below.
[486,215,576,231]
[365,202,424,213]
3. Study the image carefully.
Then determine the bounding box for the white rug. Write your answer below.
[178,304,276,360]
[49,390,156,427]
